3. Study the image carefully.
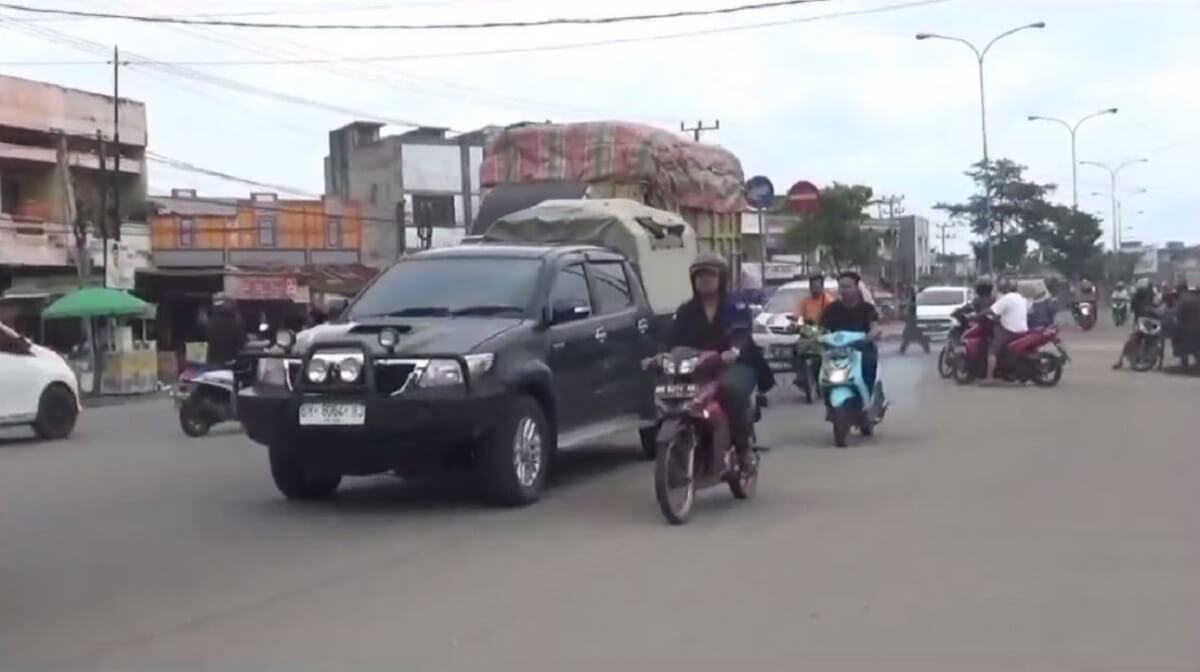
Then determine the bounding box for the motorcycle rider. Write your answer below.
[669,253,774,472]
[795,273,836,325]
[205,293,247,366]
[1113,278,1162,370]
[1112,281,1130,307]
[1027,278,1058,329]
[984,277,1029,384]
[820,271,885,406]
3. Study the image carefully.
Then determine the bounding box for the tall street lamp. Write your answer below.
[916,21,1046,274]
[1027,107,1119,209]
[1081,158,1148,252]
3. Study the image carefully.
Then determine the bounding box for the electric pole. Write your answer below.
[106,45,129,288]
[934,221,958,256]
[680,120,719,142]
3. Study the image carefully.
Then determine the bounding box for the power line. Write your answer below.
[0,0,951,64]
[147,153,320,197]
[0,0,839,30]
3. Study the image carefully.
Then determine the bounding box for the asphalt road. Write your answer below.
[3,324,1198,672]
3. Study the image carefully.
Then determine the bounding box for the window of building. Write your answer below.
[179,216,196,247]
[327,216,343,248]
[587,260,634,315]
[258,214,277,247]
[413,194,456,229]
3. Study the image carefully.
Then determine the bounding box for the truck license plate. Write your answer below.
[299,402,365,426]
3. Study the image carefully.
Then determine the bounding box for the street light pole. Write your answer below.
[1081,158,1148,253]
[1027,108,1118,210]
[917,22,1045,275]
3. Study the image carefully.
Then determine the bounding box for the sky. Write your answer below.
[1,0,1196,254]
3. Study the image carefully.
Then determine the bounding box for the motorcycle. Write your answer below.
[791,322,823,404]
[1128,316,1165,371]
[1112,299,1130,327]
[1073,301,1098,331]
[649,347,761,525]
[938,306,976,379]
[819,331,884,448]
[174,364,238,437]
[954,316,1068,386]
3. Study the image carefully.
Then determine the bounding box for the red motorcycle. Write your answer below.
[649,347,759,525]
[954,316,1069,386]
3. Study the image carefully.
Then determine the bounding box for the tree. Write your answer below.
[1037,206,1105,279]
[783,183,880,272]
[936,159,1056,271]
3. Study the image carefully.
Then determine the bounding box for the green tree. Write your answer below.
[1036,206,1105,279]
[936,159,1056,270]
[783,183,880,272]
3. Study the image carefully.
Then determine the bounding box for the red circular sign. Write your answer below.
[786,180,821,215]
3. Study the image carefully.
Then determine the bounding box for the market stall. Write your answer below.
[42,288,158,396]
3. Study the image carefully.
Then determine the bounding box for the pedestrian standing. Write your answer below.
[899,285,930,354]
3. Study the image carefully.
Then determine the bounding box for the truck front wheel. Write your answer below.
[269,443,341,501]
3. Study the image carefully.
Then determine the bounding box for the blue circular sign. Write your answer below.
[744,175,775,210]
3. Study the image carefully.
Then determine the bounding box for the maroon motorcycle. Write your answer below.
[649,347,759,525]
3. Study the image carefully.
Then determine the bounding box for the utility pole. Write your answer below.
[680,120,719,142]
[107,45,129,288]
[934,221,958,257]
[96,130,108,288]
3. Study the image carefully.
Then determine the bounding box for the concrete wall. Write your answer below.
[0,73,147,147]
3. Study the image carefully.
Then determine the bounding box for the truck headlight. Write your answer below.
[258,358,288,386]
[464,353,495,377]
[338,357,362,383]
[305,358,329,383]
[417,359,464,387]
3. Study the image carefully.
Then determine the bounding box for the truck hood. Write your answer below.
[296,318,523,356]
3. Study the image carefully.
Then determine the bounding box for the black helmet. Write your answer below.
[974,278,994,296]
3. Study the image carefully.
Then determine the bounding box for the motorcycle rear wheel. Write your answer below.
[1032,353,1063,387]
[179,398,212,438]
[1130,340,1159,372]
[655,428,696,525]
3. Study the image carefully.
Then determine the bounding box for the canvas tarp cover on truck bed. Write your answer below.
[479,122,747,214]
[483,199,687,264]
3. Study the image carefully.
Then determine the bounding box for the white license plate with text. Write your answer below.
[299,402,365,426]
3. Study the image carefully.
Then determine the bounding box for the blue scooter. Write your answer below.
[819,331,885,447]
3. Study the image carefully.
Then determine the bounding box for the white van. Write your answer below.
[914,286,971,340]
[0,321,81,440]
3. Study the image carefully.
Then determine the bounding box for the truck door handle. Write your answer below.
[637,318,649,334]
[594,328,608,344]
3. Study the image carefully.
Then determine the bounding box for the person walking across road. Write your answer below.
[898,284,931,355]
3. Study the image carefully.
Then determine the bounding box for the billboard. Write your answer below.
[1132,246,1158,276]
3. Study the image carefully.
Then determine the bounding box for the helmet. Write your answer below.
[689,253,729,282]
[974,279,994,296]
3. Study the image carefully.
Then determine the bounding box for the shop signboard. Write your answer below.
[224,274,298,301]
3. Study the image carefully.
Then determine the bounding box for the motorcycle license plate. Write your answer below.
[299,402,365,426]
[656,383,697,399]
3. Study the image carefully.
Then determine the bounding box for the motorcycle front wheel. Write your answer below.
[831,405,853,447]
[1130,339,1159,372]
[953,356,976,385]
[1032,353,1064,387]
[655,426,697,525]
[937,345,956,379]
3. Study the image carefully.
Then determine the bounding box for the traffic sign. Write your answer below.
[743,176,775,210]
[786,180,821,215]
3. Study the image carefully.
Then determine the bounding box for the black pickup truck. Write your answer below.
[238,244,659,506]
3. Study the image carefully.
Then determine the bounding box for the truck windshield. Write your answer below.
[347,257,542,320]
[917,290,966,306]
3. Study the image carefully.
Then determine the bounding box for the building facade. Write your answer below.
[864,215,932,283]
[324,122,495,267]
[0,73,148,287]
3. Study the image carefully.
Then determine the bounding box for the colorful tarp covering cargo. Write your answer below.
[479,122,747,215]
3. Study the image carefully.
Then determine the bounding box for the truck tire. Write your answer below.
[477,395,552,507]
[269,443,341,501]
[33,383,78,441]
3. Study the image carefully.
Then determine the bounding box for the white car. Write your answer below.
[0,320,82,440]
[914,286,971,340]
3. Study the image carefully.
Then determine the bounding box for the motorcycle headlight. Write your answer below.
[660,359,677,375]
[257,358,287,386]
[677,357,699,375]
[417,359,465,387]
[827,368,849,384]
[337,357,362,383]
[305,358,329,383]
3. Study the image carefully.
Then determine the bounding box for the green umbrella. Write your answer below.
[42,287,155,320]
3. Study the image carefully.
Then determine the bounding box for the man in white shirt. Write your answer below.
[986,278,1029,381]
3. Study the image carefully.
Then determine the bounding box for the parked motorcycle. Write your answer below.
[175,365,239,437]
[1112,299,1130,327]
[819,331,884,448]
[649,347,760,525]
[1128,316,1165,371]
[954,317,1069,386]
[1073,301,1098,331]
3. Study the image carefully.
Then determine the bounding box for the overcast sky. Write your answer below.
[2,0,1196,253]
